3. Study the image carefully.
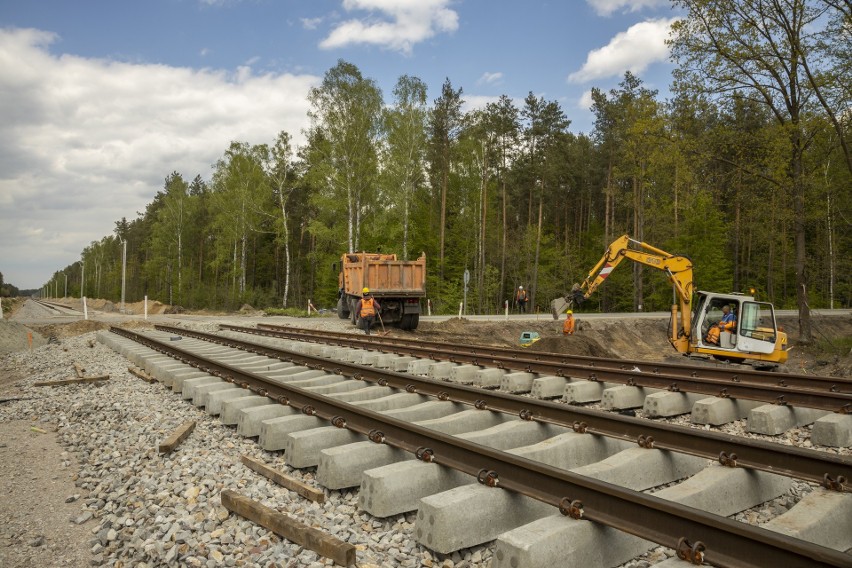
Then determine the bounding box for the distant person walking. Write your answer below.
[563,310,575,335]
[515,286,528,314]
[355,288,381,335]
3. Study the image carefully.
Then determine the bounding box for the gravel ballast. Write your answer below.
[0,331,488,568]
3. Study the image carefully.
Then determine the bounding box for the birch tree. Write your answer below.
[306,60,383,253]
[211,142,269,298]
[382,75,428,260]
[268,131,296,307]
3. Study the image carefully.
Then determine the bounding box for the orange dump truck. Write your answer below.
[336,252,426,330]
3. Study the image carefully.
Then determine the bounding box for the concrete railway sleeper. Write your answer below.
[101,326,852,567]
[246,323,852,395]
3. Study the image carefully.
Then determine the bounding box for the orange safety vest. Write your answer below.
[360,297,376,317]
[563,316,575,335]
[517,290,527,301]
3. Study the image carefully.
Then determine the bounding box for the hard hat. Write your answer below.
[362,287,370,294]
[519,286,523,289]
[566,310,573,314]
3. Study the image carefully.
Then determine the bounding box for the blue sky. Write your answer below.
[0,0,679,289]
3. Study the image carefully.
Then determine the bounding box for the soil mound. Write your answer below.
[31,320,110,339]
[527,336,611,358]
[0,320,48,355]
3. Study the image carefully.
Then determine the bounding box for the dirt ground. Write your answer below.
[0,420,93,568]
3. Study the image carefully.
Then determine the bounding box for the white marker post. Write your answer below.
[427,299,432,316]
[504,300,509,320]
[83,296,88,320]
[144,295,148,321]
[307,299,312,314]
[458,302,463,319]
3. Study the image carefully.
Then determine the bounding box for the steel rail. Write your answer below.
[224,324,852,413]
[113,326,852,568]
[251,323,852,395]
[157,324,851,491]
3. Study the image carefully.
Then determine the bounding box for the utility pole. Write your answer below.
[81,262,85,298]
[64,273,67,298]
[120,238,127,314]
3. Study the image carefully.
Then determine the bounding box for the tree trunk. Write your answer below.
[792,138,812,343]
[531,197,543,311]
[439,151,448,282]
[500,178,507,311]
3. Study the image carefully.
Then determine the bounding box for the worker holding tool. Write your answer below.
[355,288,381,335]
[563,310,576,335]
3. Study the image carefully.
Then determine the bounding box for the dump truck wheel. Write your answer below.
[401,314,419,331]
[337,298,349,319]
[350,299,358,325]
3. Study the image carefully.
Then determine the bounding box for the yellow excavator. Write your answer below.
[551,235,789,365]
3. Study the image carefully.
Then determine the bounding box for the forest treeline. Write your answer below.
[43,1,850,342]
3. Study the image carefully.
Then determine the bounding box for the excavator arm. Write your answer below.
[561,235,695,352]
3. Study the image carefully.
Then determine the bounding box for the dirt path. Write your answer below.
[0,419,92,567]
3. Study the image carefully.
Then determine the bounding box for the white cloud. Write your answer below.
[301,17,323,30]
[567,18,678,83]
[578,90,595,111]
[0,27,318,288]
[461,95,501,114]
[586,0,670,17]
[199,47,211,57]
[320,0,459,54]
[477,72,503,86]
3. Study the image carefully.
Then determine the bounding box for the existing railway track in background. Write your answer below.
[31,298,80,316]
[100,324,852,568]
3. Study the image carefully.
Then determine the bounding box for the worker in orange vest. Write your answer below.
[355,287,381,335]
[563,310,576,335]
[515,286,528,313]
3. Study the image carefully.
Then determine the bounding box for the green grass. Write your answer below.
[811,335,852,357]
[263,307,321,318]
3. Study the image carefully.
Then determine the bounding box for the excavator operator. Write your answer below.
[705,305,736,345]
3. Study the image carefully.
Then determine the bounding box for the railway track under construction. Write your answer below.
[99,323,852,568]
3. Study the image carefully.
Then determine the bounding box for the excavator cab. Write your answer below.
[691,291,787,363]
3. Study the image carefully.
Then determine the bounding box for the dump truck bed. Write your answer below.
[340,253,426,297]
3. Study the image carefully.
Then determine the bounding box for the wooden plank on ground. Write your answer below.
[73,362,86,378]
[33,375,110,387]
[158,421,196,454]
[240,455,326,503]
[128,367,156,383]
[220,489,355,566]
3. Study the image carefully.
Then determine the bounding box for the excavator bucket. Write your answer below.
[551,297,570,320]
